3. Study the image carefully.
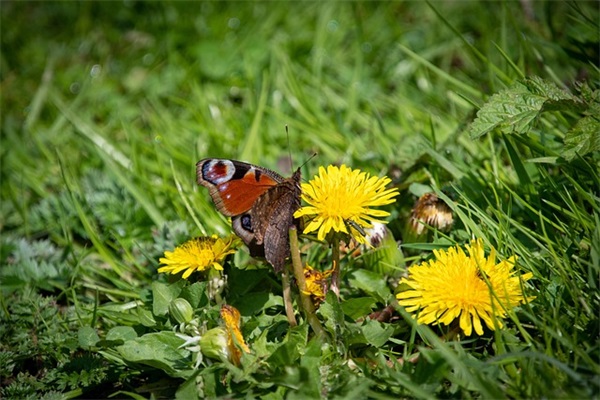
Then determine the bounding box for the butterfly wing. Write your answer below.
[251,169,302,271]
[196,159,284,216]
[197,158,301,272]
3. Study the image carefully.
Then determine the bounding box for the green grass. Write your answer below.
[1,1,599,398]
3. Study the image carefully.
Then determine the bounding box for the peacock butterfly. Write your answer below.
[196,158,301,272]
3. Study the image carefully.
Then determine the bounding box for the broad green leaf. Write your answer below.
[347,269,392,302]
[175,370,202,400]
[137,307,157,327]
[117,332,189,377]
[412,348,451,385]
[78,326,100,349]
[296,337,324,399]
[180,281,208,309]
[152,281,183,317]
[232,292,283,316]
[361,319,395,347]
[267,325,308,366]
[341,297,377,320]
[106,326,138,342]
[318,291,346,337]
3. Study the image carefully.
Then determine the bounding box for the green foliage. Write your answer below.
[468,77,600,160]
[2,1,599,398]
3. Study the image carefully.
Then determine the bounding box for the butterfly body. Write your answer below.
[196,158,301,272]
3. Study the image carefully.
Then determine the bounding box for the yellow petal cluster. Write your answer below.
[294,165,398,243]
[397,239,533,336]
[302,264,333,302]
[158,235,239,279]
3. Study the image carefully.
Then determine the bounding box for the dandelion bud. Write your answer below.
[199,327,230,361]
[362,224,405,276]
[169,298,194,324]
[409,193,453,235]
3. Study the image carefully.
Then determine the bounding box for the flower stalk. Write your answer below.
[330,237,341,298]
[289,227,324,336]
[281,268,297,327]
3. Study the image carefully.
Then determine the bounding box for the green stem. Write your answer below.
[330,238,341,298]
[289,227,324,336]
[281,267,297,327]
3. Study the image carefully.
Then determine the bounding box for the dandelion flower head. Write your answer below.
[294,164,399,243]
[397,239,533,336]
[158,235,239,279]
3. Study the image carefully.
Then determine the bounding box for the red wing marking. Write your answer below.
[213,172,279,215]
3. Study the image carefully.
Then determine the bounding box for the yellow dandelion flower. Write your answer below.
[294,164,399,243]
[158,235,239,279]
[221,305,250,365]
[302,264,333,302]
[397,239,534,336]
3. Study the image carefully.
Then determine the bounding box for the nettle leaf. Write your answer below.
[116,332,189,377]
[468,76,582,139]
[561,103,600,160]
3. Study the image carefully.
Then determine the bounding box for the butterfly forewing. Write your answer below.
[197,159,283,216]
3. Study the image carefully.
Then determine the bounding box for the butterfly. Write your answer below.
[196,158,302,272]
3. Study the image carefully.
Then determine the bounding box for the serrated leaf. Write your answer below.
[561,107,600,160]
[468,77,580,139]
[526,76,577,102]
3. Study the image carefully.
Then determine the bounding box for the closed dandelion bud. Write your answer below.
[408,192,453,236]
[200,327,230,361]
[169,298,194,324]
[362,223,405,276]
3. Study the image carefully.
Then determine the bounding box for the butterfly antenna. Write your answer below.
[300,152,317,170]
[285,124,293,170]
